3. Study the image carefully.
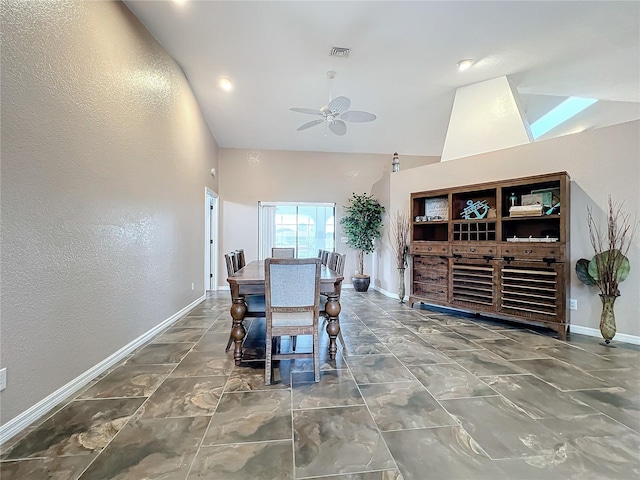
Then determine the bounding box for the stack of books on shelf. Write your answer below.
[509,205,543,217]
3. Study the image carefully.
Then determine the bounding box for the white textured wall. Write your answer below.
[217,149,437,286]
[388,120,640,337]
[1,0,219,423]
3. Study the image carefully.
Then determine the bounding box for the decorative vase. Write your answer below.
[397,267,406,303]
[599,294,618,344]
[352,276,370,292]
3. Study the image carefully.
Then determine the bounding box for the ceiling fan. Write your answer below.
[290,71,376,136]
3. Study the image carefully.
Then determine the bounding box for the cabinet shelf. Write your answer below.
[409,172,570,340]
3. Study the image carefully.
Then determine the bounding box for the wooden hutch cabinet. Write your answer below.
[409,172,570,339]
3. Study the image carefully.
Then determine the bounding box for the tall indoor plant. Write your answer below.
[390,211,410,302]
[341,192,385,292]
[575,197,636,344]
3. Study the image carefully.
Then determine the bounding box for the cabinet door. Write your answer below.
[451,258,496,311]
[412,256,448,303]
[498,261,565,324]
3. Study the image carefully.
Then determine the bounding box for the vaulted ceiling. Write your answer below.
[124,1,640,156]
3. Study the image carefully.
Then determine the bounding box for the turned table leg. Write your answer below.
[324,293,341,359]
[230,297,247,365]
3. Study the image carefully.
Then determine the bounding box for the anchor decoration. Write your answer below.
[461,199,490,219]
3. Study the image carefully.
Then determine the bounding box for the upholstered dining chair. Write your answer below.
[264,258,321,385]
[271,247,295,258]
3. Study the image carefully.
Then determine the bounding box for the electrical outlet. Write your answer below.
[191,283,195,291]
[0,368,7,391]
[569,299,578,310]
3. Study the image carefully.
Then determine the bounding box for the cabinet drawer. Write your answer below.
[414,255,448,270]
[500,245,562,260]
[413,282,448,302]
[411,243,450,255]
[451,245,497,257]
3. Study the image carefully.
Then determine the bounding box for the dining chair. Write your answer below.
[264,258,321,385]
[321,253,346,348]
[271,247,295,258]
[327,252,339,271]
[235,249,246,269]
[320,250,330,265]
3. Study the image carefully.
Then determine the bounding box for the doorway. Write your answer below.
[205,188,219,291]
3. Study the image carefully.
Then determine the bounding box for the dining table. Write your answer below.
[226,260,344,365]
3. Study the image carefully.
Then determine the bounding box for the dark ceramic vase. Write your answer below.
[352,276,371,292]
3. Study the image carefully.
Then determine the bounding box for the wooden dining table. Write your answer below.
[226,260,344,366]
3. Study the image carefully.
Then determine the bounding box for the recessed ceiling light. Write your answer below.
[173,0,187,4]
[219,78,233,92]
[456,59,474,71]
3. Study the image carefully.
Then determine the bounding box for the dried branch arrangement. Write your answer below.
[576,197,637,296]
[390,211,410,269]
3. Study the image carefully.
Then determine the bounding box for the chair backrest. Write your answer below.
[317,249,324,259]
[231,252,239,272]
[320,250,330,265]
[224,252,236,277]
[271,247,295,258]
[265,258,321,324]
[327,252,339,271]
[235,249,246,269]
[335,253,346,275]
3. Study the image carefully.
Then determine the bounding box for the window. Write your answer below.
[259,202,335,259]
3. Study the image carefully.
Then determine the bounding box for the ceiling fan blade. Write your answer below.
[328,96,351,114]
[328,120,347,136]
[297,119,324,131]
[290,107,323,115]
[340,111,377,123]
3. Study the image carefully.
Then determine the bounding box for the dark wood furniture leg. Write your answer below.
[230,294,247,365]
[324,293,341,359]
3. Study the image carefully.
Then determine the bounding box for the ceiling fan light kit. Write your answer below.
[290,71,376,136]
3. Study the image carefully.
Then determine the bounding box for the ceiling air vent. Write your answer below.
[330,47,350,58]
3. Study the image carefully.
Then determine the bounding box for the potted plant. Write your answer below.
[575,197,636,344]
[390,211,410,302]
[341,192,385,292]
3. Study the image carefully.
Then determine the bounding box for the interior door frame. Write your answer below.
[205,188,219,291]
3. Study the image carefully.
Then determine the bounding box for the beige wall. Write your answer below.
[1,1,219,424]
[218,149,438,284]
[386,120,640,337]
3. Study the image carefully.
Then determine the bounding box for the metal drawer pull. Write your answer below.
[470,248,476,252]
[525,249,533,254]
[427,247,432,251]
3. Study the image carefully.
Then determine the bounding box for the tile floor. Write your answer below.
[1,290,639,479]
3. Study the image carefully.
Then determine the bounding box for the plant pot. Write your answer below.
[352,276,371,292]
[599,294,618,345]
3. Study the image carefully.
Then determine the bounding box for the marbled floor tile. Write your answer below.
[2,398,145,459]
[446,349,526,377]
[494,448,615,479]
[191,331,234,354]
[207,319,233,333]
[565,333,640,355]
[590,367,640,391]
[0,454,96,480]
[532,343,619,371]
[343,342,393,356]
[483,374,598,419]
[440,396,565,460]
[383,426,504,480]
[408,363,498,400]
[172,315,216,329]
[202,390,291,445]
[400,319,454,334]
[359,381,456,431]
[472,338,553,361]
[140,376,227,418]
[358,317,405,330]
[126,342,193,365]
[293,406,395,478]
[303,470,403,480]
[170,351,234,377]
[346,355,415,384]
[419,313,476,327]
[187,441,293,480]
[446,325,508,341]
[537,414,640,478]
[292,369,364,409]
[225,362,291,392]
[419,331,484,351]
[510,358,611,391]
[566,387,640,433]
[78,364,174,399]
[500,329,565,347]
[151,327,208,344]
[341,330,381,345]
[371,329,423,344]
[393,340,454,366]
[78,416,209,480]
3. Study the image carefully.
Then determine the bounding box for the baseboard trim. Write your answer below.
[568,325,640,345]
[0,295,206,445]
[372,285,406,302]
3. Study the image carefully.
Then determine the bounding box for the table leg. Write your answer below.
[324,293,341,359]
[230,297,247,365]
